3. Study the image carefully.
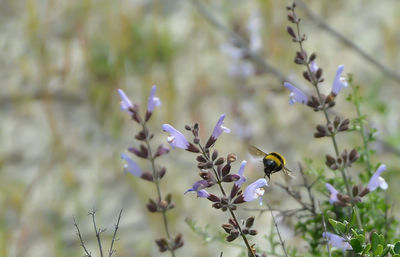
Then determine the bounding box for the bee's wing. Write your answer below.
[248,145,267,158]
[282,166,296,179]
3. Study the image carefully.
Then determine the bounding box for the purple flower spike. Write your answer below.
[162,124,190,150]
[121,153,142,177]
[326,183,340,204]
[367,164,388,191]
[323,232,352,251]
[244,178,268,205]
[283,82,308,105]
[185,180,210,198]
[118,89,134,113]
[331,65,348,95]
[147,85,161,113]
[235,160,247,187]
[212,114,231,139]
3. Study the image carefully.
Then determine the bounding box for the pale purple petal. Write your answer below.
[244,178,268,203]
[235,160,247,187]
[220,43,244,60]
[185,180,210,198]
[162,124,190,149]
[283,82,308,105]
[147,85,161,113]
[367,164,388,191]
[118,89,133,112]
[310,61,318,73]
[121,153,142,177]
[211,114,231,139]
[331,65,348,95]
[323,232,352,251]
[326,183,339,204]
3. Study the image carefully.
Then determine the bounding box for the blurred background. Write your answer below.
[1,0,399,256]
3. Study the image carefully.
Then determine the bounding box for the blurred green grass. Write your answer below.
[0,0,399,256]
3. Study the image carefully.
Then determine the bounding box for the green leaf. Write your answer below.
[328,219,347,234]
[362,243,371,255]
[378,234,385,245]
[371,232,380,251]
[374,244,383,256]
[393,254,400,257]
[350,238,363,253]
[394,242,400,254]
[379,246,391,257]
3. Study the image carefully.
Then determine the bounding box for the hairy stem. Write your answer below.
[266,201,289,257]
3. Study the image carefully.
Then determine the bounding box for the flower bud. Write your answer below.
[245,216,255,228]
[227,153,237,163]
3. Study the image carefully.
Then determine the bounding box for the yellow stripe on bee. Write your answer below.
[265,154,282,167]
[270,152,286,166]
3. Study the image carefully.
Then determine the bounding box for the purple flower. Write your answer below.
[185,180,210,198]
[331,65,348,95]
[283,82,308,105]
[211,114,231,139]
[243,178,268,205]
[162,124,190,149]
[323,232,352,251]
[118,89,134,113]
[235,160,247,187]
[326,183,340,204]
[147,85,161,113]
[121,153,142,177]
[310,61,318,73]
[367,164,388,191]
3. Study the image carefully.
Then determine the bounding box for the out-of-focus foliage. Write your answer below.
[0,0,399,256]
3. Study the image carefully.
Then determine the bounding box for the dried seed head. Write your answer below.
[147,199,158,212]
[349,148,359,163]
[309,52,317,62]
[141,172,154,182]
[249,230,258,236]
[352,185,360,197]
[196,155,207,163]
[303,71,311,82]
[155,238,168,252]
[185,125,192,131]
[337,193,350,203]
[316,68,323,79]
[286,26,296,38]
[334,116,341,129]
[207,194,220,202]
[359,187,370,197]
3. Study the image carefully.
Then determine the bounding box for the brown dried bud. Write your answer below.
[349,148,359,163]
[226,233,238,242]
[128,147,146,159]
[230,184,240,198]
[222,224,234,234]
[337,193,350,203]
[215,157,225,166]
[159,200,169,209]
[205,136,216,149]
[309,52,317,62]
[286,26,296,38]
[199,171,211,180]
[233,194,245,204]
[141,172,154,182]
[185,125,192,131]
[186,143,200,153]
[316,124,326,134]
[212,150,218,161]
[245,216,255,228]
[359,187,370,197]
[326,155,335,164]
[207,194,220,202]
[316,68,323,79]
[155,238,168,252]
[327,123,334,133]
[303,71,311,82]
[135,131,146,141]
[193,138,200,144]
[352,185,360,197]
[227,153,237,163]
[242,228,249,235]
[339,119,350,132]
[341,149,348,162]
[173,233,184,250]
[158,167,166,179]
[196,155,207,163]
[212,202,222,209]
[147,199,158,212]
[221,164,231,176]
[334,116,341,129]
[249,230,258,236]
[287,13,296,23]
[222,174,239,182]
[154,145,169,158]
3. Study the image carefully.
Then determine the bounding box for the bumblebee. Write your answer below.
[248,145,294,179]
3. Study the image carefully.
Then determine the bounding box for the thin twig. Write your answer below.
[318,201,332,257]
[73,216,92,257]
[296,0,400,84]
[265,201,289,257]
[276,183,314,213]
[108,209,123,257]
[190,0,302,88]
[89,209,104,257]
[298,164,317,215]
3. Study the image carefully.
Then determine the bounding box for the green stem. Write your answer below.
[142,122,176,257]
